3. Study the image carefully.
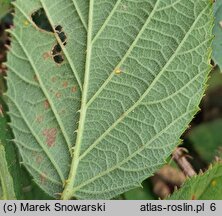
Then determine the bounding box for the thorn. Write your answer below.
[7,122,12,127]
[5,29,12,34]
[6,138,14,143]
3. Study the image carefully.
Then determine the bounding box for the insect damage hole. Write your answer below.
[51,25,68,64]
[52,44,62,55]
[55,25,63,33]
[51,43,64,64]
[53,54,64,64]
[58,32,67,44]
[31,8,53,32]
[54,25,67,46]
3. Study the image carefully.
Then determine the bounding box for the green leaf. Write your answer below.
[6,0,213,199]
[0,0,11,20]
[1,94,51,200]
[188,120,222,163]
[168,163,222,200]
[0,144,16,200]
[20,174,54,200]
[212,0,222,71]
[0,97,23,199]
[207,66,222,91]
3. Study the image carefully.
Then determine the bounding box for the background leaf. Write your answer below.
[212,0,222,71]
[168,163,222,200]
[6,0,213,199]
[188,119,222,163]
[0,97,52,199]
[0,97,23,199]
[207,66,222,91]
[0,144,16,200]
[0,0,12,20]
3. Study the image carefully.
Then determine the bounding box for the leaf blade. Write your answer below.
[0,144,16,200]
[66,0,213,199]
[6,0,213,199]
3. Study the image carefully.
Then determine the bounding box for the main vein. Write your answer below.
[71,110,193,195]
[61,0,94,200]
[78,3,209,161]
[86,0,160,107]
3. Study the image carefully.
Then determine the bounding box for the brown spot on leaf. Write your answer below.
[43,52,51,60]
[191,195,196,200]
[120,3,128,11]
[40,172,47,184]
[58,109,66,115]
[36,155,43,164]
[43,128,57,147]
[51,76,57,82]
[62,81,68,88]
[31,151,37,157]
[33,75,39,83]
[55,92,61,98]
[44,100,50,109]
[36,115,44,123]
[71,86,77,93]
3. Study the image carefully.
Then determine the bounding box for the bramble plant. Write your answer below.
[1,0,222,200]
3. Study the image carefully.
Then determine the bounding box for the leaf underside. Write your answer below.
[6,0,212,199]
